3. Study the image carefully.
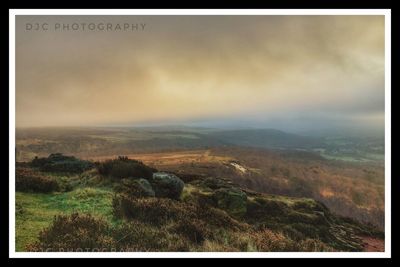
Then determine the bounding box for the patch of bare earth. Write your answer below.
[360,236,384,252]
[86,150,233,168]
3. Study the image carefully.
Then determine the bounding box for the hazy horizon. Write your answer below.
[16,15,385,132]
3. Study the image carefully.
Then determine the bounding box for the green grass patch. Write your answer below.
[16,187,115,251]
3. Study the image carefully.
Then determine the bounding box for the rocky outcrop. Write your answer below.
[150,172,185,200]
[213,188,247,217]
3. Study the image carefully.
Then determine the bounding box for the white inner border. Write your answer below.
[9,9,391,258]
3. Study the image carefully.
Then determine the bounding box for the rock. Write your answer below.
[117,178,155,197]
[150,172,185,200]
[213,188,247,217]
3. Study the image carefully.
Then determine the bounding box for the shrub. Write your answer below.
[200,239,241,252]
[27,212,190,252]
[213,188,247,217]
[293,200,332,218]
[112,194,246,231]
[285,210,327,226]
[168,218,211,244]
[181,186,215,208]
[281,225,306,240]
[245,197,287,221]
[296,239,335,252]
[26,212,334,252]
[248,229,334,252]
[194,177,233,190]
[31,153,94,173]
[112,194,191,224]
[96,156,156,179]
[16,168,59,193]
[113,221,190,252]
[57,177,74,192]
[115,178,155,197]
[27,213,116,252]
[249,229,299,251]
[202,229,320,252]
[73,187,103,200]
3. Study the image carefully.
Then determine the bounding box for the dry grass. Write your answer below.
[96,148,384,229]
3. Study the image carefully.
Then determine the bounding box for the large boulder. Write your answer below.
[213,188,247,217]
[150,172,184,200]
[116,178,155,197]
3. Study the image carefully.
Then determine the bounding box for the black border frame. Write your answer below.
[3,2,396,262]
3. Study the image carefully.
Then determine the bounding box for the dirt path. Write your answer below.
[360,236,385,252]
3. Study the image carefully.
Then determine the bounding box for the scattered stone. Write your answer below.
[213,188,247,217]
[150,172,185,200]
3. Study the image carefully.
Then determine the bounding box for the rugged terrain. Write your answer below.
[15,126,385,252]
[84,147,384,229]
[15,154,383,252]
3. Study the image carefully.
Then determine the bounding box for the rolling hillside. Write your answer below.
[16,127,383,163]
[15,154,383,252]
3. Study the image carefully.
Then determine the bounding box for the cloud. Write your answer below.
[15,15,385,129]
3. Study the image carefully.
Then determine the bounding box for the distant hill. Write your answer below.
[16,126,383,163]
[207,129,323,149]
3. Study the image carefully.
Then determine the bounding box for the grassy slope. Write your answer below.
[16,187,114,251]
[111,148,383,229]
[16,166,383,252]
[15,128,385,229]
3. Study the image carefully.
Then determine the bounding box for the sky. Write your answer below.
[16,15,385,133]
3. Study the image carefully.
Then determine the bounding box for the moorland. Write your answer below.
[15,126,385,252]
